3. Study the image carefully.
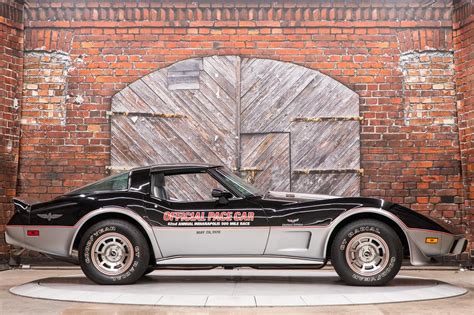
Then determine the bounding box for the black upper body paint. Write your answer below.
[8,164,452,234]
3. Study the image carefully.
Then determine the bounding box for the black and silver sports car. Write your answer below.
[6,163,467,285]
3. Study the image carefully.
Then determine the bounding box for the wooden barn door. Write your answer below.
[110,56,361,197]
[240,132,291,192]
[110,56,240,174]
[239,58,360,196]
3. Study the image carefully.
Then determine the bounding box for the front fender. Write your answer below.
[322,207,432,265]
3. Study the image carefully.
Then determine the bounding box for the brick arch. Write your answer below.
[110,56,361,196]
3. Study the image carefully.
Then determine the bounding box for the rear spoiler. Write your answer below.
[13,198,31,213]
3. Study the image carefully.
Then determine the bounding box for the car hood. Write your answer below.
[261,192,459,235]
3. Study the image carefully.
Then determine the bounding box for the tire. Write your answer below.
[79,219,150,285]
[330,219,402,286]
[143,266,155,276]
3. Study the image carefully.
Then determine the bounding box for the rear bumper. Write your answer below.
[5,225,75,257]
[5,226,26,248]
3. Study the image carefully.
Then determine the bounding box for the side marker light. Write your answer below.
[425,237,439,244]
[26,230,40,237]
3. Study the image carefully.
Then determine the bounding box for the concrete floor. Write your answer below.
[0,267,473,314]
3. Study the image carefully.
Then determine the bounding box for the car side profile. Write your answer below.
[6,164,468,286]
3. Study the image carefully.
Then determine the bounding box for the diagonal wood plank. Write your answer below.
[240,133,290,192]
[240,58,359,133]
[291,121,360,170]
[291,172,360,197]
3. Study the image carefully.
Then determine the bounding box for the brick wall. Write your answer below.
[454,0,474,246]
[0,0,472,254]
[395,51,462,217]
[0,0,23,257]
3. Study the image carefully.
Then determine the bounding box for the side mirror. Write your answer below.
[212,189,232,204]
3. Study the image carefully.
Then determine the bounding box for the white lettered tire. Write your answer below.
[79,219,150,285]
[330,219,402,286]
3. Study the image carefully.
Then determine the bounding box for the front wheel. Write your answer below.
[79,219,150,285]
[143,266,155,276]
[330,219,402,286]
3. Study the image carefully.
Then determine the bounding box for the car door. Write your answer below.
[144,170,269,257]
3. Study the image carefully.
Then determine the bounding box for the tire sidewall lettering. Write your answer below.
[340,226,380,251]
[340,225,393,283]
[84,226,116,264]
[351,256,396,282]
[111,260,139,282]
[135,245,140,258]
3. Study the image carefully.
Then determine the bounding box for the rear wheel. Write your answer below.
[330,219,402,286]
[79,219,150,285]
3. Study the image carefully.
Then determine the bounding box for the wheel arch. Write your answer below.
[70,208,162,263]
[324,210,410,260]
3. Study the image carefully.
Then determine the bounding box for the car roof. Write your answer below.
[130,163,221,173]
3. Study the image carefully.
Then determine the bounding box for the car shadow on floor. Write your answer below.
[37,274,438,288]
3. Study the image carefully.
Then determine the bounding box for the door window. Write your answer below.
[152,172,229,202]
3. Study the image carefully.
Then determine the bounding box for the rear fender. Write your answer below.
[68,207,163,259]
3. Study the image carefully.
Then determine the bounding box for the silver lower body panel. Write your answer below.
[6,225,76,257]
[405,228,467,265]
[155,255,325,266]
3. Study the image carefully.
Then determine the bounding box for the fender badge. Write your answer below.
[37,213,63,221]
[287,218,300,224]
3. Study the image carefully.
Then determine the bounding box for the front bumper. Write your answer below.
[406,228,468,265]
[450,237,468,255]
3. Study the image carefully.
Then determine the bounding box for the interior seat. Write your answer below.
[152,173,169,200]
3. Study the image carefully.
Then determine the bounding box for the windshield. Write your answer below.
[67,172,129,195]
[213,167,263,198]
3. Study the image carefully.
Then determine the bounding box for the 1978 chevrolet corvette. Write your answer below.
[6,164,468,285]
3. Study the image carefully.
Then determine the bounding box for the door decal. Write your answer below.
[163,210,255,227]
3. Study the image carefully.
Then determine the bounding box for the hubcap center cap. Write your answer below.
[358,246,376,262]
[103,244,126,263]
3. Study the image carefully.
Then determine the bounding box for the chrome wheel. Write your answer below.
[91,232,134,276]
[345,232,390,276]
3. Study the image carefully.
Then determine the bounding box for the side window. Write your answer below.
[69,172,129,195]
[151,172,229,202]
